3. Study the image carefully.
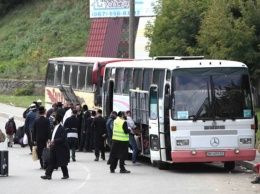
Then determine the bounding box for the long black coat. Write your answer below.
[91,115,106,147]
[51,125,70,167]
[32,116,51,143]
[91,116,106,136]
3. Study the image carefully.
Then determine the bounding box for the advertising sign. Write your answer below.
[89,0,157,18]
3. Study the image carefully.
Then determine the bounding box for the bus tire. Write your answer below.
[158,161,168,170]
[224,161,235,171]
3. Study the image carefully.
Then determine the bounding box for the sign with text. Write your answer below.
[89,0,157,18]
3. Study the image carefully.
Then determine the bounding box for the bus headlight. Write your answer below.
[239,138,252,144]
[176,139,189,146]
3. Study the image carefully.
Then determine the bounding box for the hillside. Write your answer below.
[0,0,91,80]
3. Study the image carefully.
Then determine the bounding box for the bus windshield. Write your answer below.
[171,67,253,120]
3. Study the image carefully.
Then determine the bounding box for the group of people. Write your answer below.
[19,99,142,179]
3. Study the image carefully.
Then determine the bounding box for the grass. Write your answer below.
[0,0,91,80]
[0,95,44,108]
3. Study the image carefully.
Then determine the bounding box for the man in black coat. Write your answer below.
[56,102,66,118]
[33,106,51,169]
[75,104,83,149]
[41,114,70,180]
[63,109,79,162]
[91,109,106,161]
[77,105,91,152]
[85,110,96,152]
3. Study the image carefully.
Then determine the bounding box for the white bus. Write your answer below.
[103,57,256,170]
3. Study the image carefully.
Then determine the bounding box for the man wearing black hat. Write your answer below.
[33,106,51,169]
[63,109,79,162]
[91,109,107,161]
[41,114,70,180]
[56,102,65,118]
[24,103,38,153]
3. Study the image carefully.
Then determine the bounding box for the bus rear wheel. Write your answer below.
[224,161,235,171]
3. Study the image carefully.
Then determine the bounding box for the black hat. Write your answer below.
[72,109,78,114]
[39,106,46,114]
[55,114,63,122]
[56,102,63,107]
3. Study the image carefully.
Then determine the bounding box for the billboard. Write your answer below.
[89,0,157,18]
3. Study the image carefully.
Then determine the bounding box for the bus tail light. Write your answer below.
[251,124,256,129]
[191,149,196,155]
[171,126,177,131]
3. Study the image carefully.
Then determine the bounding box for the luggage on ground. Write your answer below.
[0,150,8,176]
[42,147,50,170]
[0,129,6,143]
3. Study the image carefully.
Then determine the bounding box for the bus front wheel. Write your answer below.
[224,161,235,171]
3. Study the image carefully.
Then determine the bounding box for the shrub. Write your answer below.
[14,83,34,96]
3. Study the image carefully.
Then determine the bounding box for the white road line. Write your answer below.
[69,162,91,194]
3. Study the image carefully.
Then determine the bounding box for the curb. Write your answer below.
[236,161,257,172]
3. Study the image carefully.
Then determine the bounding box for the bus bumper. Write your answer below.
[171,149,256,163]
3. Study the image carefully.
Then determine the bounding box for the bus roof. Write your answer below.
[105,59,248,70]
[48,56,131,63]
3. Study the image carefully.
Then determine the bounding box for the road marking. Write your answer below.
[69,162,91,194]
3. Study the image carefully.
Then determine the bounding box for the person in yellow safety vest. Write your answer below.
[109,111,131,173]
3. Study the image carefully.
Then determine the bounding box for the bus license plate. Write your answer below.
[206,152,225,157]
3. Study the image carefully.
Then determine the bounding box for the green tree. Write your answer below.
[145,0,210,57]
[192,0,260,77]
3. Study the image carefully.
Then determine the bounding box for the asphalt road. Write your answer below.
[0,104,260,194]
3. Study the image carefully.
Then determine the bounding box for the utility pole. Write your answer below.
[129,0,135,59]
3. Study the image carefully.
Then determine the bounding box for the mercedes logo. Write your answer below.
[210,137,220,147]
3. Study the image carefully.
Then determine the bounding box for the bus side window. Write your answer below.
[46,63,55,86]
[153,69,165,98]
[78,66,87,90]
[55,64,63,86]
[143,69,153,91]
[124,68,133,94]
[86,65,93,91]
[71,65,78,89]
[115,68,124,94]
[63,65,70,85]
[133,68,143,90]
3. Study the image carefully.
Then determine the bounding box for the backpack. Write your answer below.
[5,121,15,135]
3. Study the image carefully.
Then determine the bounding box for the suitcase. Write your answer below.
[0,150,8,176]
[42,147,50,170]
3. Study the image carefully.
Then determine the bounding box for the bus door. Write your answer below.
[164,84,171,160]
[105,81,114,118]
[149,85,161,164]
[59,84,80,106]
